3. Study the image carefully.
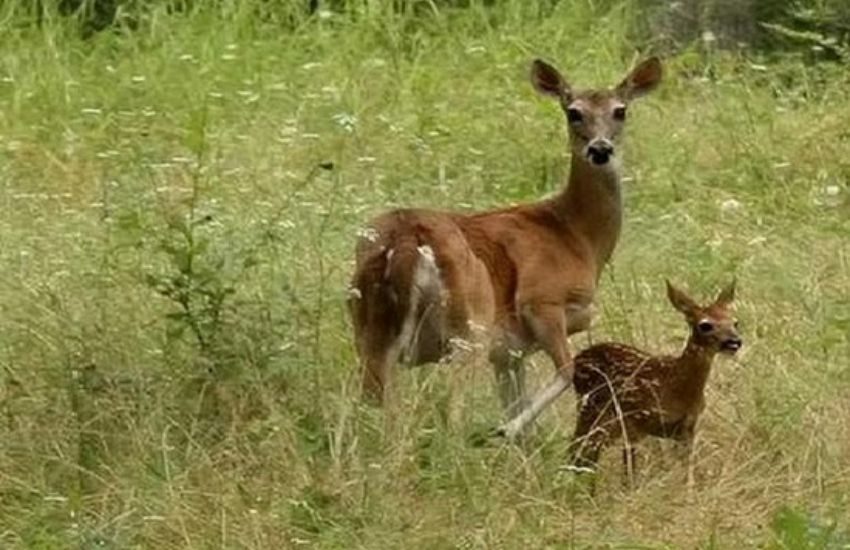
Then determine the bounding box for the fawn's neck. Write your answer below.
[553,154,624,270]
[672,338,717,397]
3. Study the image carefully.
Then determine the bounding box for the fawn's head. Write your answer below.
[666,279,742,355]
[531,57,662,168]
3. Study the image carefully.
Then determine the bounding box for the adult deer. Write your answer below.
[349,56,662,440]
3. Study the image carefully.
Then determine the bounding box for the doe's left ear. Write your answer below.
[714,278,737,307]
[530,59,572,101]
[616,56,662,101]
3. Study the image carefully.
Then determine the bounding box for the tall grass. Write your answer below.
[0,1,848,548]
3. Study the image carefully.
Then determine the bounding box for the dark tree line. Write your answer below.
[12,0,850,59]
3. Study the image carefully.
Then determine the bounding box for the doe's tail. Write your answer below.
[349,234,442,402]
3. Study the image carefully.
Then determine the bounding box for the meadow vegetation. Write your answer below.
[0,1,848,547]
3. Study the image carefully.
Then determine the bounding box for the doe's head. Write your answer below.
[665,279,742,355]
[530,56,662,168]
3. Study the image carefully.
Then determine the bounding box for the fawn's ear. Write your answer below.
[714,278,737,307]
[616,56,662,101]
[530,59,571,101]
[666,280,699,317]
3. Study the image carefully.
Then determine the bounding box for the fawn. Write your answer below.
[349,57,663,440]
[568,279,741,484]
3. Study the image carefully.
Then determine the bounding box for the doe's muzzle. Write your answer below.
[587,139,614,165]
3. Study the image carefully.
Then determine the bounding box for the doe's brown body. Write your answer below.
[349,57,663,438]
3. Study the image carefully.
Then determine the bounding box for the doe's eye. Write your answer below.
[697,321,714,333]
[613,106,627,121]
[566,108,583,124]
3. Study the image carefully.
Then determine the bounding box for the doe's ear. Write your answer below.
[616,56,662,101]
[666,279,699,318]
[714,278,737,307]
[530,59,571,100]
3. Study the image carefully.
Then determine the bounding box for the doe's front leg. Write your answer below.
[495,302,573,441]
[489,342,529,424]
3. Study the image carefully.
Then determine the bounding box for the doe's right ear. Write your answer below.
[616,56,662,101]
[530,59,571,100]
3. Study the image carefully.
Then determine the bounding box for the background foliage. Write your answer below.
[0,0,848,548]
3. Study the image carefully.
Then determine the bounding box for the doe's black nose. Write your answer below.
[587,142,614,165]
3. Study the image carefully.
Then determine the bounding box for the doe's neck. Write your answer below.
[553,153,624,268]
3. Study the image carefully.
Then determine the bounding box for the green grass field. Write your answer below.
[0,1,848,548]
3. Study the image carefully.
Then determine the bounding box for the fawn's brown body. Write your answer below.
[349,57,663,439]
[569,280,742,479]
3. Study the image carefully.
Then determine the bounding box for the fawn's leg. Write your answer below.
[496,303,573,440]
[620,424,648,490]
[622,445,637,489]
[568,401,611,471]
[674,420,698,493]
[568,410,612,495]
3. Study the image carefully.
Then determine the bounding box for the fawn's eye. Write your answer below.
[613,106,627,121]
[566,108,583,124]
[697,321,714,333]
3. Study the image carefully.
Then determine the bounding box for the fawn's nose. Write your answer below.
[721,337,743,353]
[587,140,614,165]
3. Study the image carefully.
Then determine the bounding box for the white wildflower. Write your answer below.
[720,198,742,213]
[332,112,357,133]
[364,58,386,68]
